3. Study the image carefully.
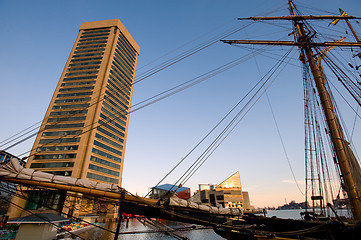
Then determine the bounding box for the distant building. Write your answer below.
[149,184,191,200]
[242,191,255,211]
[277,200,309,210]
[191,172,244,209]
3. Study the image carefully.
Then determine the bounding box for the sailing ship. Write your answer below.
[213,0,361,239]
[1,0,361,239]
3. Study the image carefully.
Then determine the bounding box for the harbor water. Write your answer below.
[77,219,224,240]
[77,209,353,239]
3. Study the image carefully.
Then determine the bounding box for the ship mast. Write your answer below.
[288,0,361,221]
[222,0,361,221]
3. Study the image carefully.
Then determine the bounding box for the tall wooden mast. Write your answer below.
[222,0,361,221]
[287,0,361,221]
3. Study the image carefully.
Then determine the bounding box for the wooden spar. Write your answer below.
[221,40,361,47]
[345,19,360,42]
[287,0,361,221]
[0,176,158,205]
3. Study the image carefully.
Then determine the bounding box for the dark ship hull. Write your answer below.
[213,214,361,240]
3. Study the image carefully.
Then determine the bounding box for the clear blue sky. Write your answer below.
[0,0,360,207]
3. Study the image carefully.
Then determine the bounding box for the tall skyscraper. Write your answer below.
[7,19,139,219]
[27,19,139,185]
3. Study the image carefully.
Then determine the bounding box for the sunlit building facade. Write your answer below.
[26,19,139,185]
[7,19,140,218]
[191,172,244,208]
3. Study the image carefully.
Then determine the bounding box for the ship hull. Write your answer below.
[213,214,361,240]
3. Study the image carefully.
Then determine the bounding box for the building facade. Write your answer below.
[27,19,139,185]
[191,172,244,209]
[7,19,139,218]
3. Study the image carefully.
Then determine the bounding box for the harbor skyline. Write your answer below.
[1,0,360,208]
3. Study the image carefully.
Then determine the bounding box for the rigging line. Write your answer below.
[3,5,289,153]
[177,48,294,188]
[324,62,361,106]
[326,56,361,115]
[307,60,358,197]
[18,44,273,159]
[252,42,304,195]
[327,81,361,163]
[234,45,301,68]
[311,84,348,194]
[0,120,42,145]
[317,114,333,207]
[137,1,288,76]
[144,47,275,195]
[161,47,292,193]
[311,88,325,211]
[296,4,339,16]
[132,46,272,112]
[324,55,361,96]
[137,20,238,70]
[328,76,361,119]
[303,64,313,210]
[136,2,289,80]
[3,132,38,152]
[0,125,39,149]
[249,2,289,20]
[5,25,250,152]
[8,25,259,155]
[350,105,359,141]
[134,23,256,83]
[177,49,294,187]
[137,21,245,71]
[310,72,343,207]
[135,24,249,79]
[323,49,361,89]
[181,49,296,186]
[267,92,305,195]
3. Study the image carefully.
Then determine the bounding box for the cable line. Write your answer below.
[179,48,295,188]
[146,45,286,194]
[2,4,287,155]
[157,48,294,192]
[4,22,256,156]
[16,43,274,159]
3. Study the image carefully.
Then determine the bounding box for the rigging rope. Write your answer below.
[2,21,256,156]
[253,44,304,196]
[1,2,291,156]
[156,48,295,192]
[180,48,296,188]
[16,42,275,160]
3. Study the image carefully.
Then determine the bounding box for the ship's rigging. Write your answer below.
[1,0,361,239]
